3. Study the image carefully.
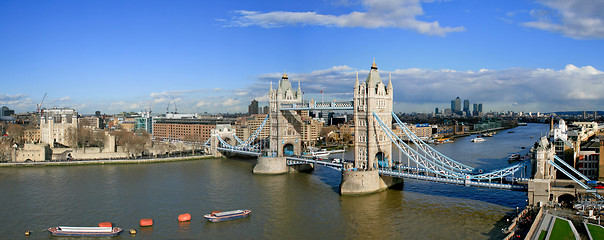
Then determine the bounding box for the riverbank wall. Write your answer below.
[0,155,215,167]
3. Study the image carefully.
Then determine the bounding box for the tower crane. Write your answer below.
[37,93,47,116]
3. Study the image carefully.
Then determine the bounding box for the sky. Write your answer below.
[1,0,604,115]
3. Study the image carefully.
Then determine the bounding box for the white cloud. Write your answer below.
[522,0,604,39]
[228,0,465,36]
[222,98,241,107]
[196,101,209,107]
[10,63,602,115]
[249,63,604,113]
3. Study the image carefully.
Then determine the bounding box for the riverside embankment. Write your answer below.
[0,154,215,167]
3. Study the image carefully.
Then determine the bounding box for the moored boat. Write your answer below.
[508,154,520,162]
[204,209,251,222]
[48,226,122,237]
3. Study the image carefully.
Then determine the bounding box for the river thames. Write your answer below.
[0,123,549,239]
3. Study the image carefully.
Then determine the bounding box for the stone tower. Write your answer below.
[268,73,303,156]
[340,61,401,195]
[353,61,393,170]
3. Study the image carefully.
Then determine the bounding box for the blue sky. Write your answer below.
[1,0,603,114]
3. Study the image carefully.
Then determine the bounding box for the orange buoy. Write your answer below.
[98,222,113,227]
[178,213,192,222]
[140,218,153,227]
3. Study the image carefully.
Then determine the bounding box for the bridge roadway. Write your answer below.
[216,147,528,191]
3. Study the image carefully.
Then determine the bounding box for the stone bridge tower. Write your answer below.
[528,136,557,206]
[341,61,401,195]
[352,61,393,170]
[268,73,303,157]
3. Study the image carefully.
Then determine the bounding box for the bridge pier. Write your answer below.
[340,170,404,195]
[253,156,288,174]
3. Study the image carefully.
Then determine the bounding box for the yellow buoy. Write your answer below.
[24,230,31,236]
[129,229,137,234]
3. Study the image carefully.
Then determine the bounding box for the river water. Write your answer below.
[0,123,549,239]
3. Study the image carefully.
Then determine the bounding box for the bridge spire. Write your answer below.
[388,73,393,92]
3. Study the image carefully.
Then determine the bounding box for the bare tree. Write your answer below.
[113,130,150,158]
[6,124,25,144]
[66,126,104,149]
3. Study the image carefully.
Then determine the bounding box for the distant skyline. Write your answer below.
[1,0,603,114]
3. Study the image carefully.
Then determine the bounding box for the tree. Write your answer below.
[66,126,104,149]
[113,130,150,158]
[6,124,25,144]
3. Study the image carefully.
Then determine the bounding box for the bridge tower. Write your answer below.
[254,73,304,174]
[340,61,402,195]
[528,136,556,206]
[268,73,303,157]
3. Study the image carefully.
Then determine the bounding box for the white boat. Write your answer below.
[309,149,330,158]
[48,226,122,237]
[471,137,485,142]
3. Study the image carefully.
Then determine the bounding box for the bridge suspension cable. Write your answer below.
[391,111,474,173]
[208,114,270,152]
[373,111,529,181]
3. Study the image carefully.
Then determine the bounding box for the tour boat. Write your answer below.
[48,226,122,237]
[471,137,485,142]
[309,149,330,158]
[204,209,251,222]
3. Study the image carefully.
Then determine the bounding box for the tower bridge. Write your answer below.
[207,61,603,203]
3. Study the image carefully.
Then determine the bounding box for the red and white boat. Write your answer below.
[204,209,251,222]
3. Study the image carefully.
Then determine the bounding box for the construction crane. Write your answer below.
[166,98,171,114]
[37,93,47,116]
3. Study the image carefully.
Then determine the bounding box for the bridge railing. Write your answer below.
[280,101,354,110]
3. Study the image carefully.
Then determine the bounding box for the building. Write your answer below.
[135,111,152,133]
[1,106,14,117]
[23,127,40,143]
[299,113,323,148]
[454,97,461,115]
[40,107,78,146]
[577,137,603,180]
[79,116,102,129]
[234,114,270,141]
[406,123,432,139]
[248,100,259,115]
[152,117,235,142]
[14,143,52,162]
[463,99,469,115]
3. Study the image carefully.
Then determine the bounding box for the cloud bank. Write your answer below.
[227,0,465,36]
[523,0,604,39]
[4,64,603,115]
[243,63,604,113]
